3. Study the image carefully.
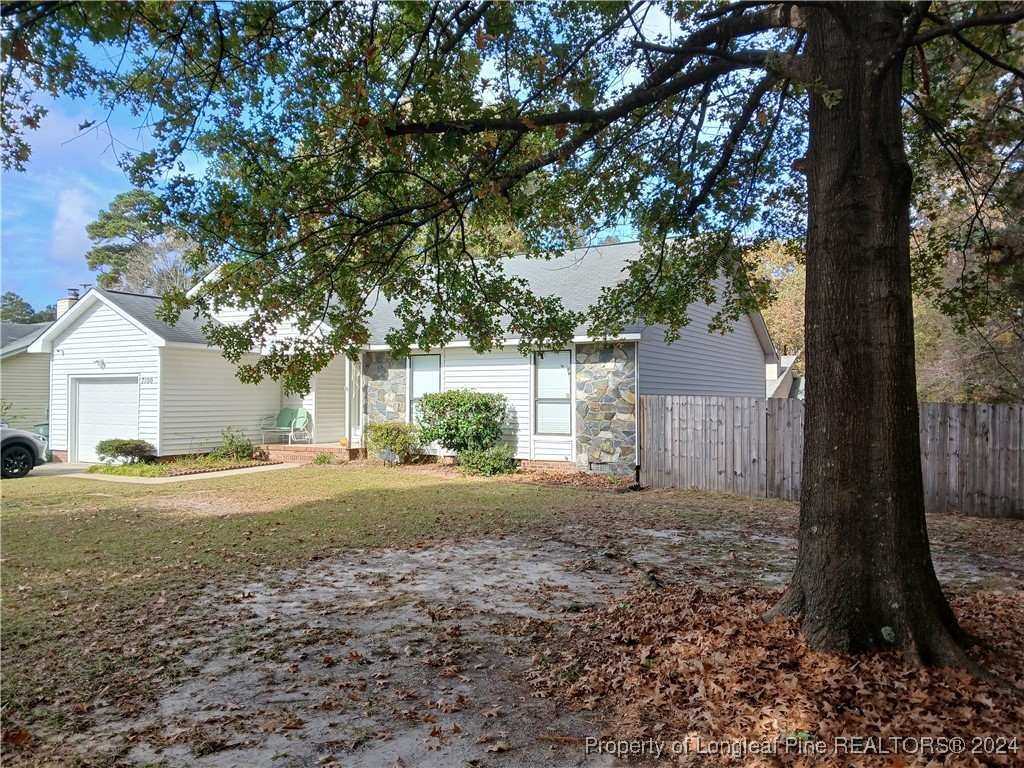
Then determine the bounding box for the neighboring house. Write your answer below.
[767,353,803,399]
[31,242,779,474]
[0,322,52,430]
[28,289,281,462]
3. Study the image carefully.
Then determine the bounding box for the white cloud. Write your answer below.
[41,188,100,297]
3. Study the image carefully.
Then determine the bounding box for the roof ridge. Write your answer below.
[97,287,164,299]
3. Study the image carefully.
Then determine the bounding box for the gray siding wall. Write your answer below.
[0,351,50,429]
[638,305,767,398]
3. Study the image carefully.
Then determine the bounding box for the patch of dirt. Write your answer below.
[11,513,1022,767]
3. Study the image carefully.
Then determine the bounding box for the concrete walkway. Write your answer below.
[31,462,303,484]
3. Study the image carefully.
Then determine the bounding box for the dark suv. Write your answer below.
[1,427,48,479]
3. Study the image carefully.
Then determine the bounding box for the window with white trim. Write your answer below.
[534,350,571,435]
[409,354,440,422]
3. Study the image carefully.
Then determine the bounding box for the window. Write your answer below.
[409,354,440,422]
[535,350,571,435]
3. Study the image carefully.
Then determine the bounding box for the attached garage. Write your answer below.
[73,377,140,462]
[30,288,280,462]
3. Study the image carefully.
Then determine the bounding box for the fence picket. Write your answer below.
[637,396,1022,517]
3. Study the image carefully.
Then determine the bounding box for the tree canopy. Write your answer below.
[2,3,1018,386]
[85,188,198,295]
[0,292,55,324]
[3,1,1022,667]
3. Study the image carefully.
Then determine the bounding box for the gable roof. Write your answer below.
[363,241,647,346]
[166,241,778,362]
[0,322,51,359]
[365,241,778,362]
[29,288,220,353]
[98,289,217,345]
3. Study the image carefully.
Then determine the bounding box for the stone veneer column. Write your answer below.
[574,342,637,476]
[362,351,407,423]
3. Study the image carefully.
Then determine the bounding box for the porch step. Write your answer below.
[260,444,362,464]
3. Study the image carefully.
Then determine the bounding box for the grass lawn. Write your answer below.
[1,465,1021,766]
[3,466,652,731]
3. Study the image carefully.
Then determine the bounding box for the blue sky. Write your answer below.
[1,95,140,311]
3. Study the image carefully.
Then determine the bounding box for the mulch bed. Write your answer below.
[528,587,1024,766]
[160,461,283,477]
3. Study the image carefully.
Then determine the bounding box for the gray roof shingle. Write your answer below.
[0,322,51,356]
[96,288,220,346]
[364,241,643,345]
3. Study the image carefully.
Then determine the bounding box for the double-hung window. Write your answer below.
[534,350,571,435]
[409,354,440,422]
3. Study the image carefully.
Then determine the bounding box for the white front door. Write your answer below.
[75,377,140,462]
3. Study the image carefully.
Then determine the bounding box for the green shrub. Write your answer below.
[312,451,334,465]
[457,443,518,476]
[364,421,420,463]
[208,427,267,462]
[417,390,508,453]
[95,438,156,464]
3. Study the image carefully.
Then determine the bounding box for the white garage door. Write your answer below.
[75,378,140,462]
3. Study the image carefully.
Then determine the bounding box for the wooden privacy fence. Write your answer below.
[639,396,1023,518]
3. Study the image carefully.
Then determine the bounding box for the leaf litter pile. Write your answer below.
[530,586,1024,766]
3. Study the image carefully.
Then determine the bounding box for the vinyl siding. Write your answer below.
[532,435,574,462]
[638,305,767,398]
[211,306,332,350]
[0,351,50,429]
[312,355,346,443]
[210,306,253,327]
[48,302,160,453]
[158,347,281,454]
[440,348,531,458]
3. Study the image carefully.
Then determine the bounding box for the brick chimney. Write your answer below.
[56,288,80,319]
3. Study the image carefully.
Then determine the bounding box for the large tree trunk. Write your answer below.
[769,2,972,667]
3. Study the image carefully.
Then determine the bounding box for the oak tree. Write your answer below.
[3,1,1022,667]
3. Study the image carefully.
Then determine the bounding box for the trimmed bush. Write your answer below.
[364,421,420,463]
[417,390,508,453]
[208,428,266,462]
[96,438,156,464]
[457,443,517,476]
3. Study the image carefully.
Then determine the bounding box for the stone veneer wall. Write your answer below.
[574,342,637,476]
[362,351,407,423]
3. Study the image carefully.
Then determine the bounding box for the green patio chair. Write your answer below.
[289,408,312,444]
[261,407,296,444]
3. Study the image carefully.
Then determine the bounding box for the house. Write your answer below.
[30,242,779,474]
[767,353,803,399]
[28,288,282,462]
[1,322,52,430]
[353,243,777,474]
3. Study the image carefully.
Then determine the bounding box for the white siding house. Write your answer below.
[30,289,280,462]
[357,243,778,473]
[30,241,778,473]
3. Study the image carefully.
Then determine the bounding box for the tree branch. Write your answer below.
[952,29,1024,80]
[913,6,1024,46]
[437,0,491,56]
[386,55,775,139]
